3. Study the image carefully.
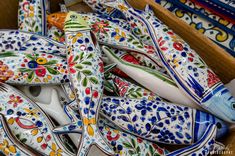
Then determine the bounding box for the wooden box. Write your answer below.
[0,0,234,155]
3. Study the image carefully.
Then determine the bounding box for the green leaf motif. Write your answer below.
[131,138,136,148]
[82,61,92,65]
[44,60,58,65]
[136,91,142,97]
[128,150,136,155]
[0,51,17,58]
[104,80,115,92]
[123,142,132,149]
[82,77,88,87]
[46,67,60,75]
[136,146,141,153]
[80,52,84,60]
[132,41,140,45]
[77,72,81,81]
[27,71,35,82]
[74,55,79,62]
[25,54,35,60]
[18,68,32,73]
[75,64,83,70]
[82,70,92,76]
[87,53,93,59]
[149,145,154,155]
[35,26,39,32]
[89,77,98,84]
[21,138,27,144]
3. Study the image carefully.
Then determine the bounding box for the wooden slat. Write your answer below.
[0,0,18,29]
[127,0,235,83]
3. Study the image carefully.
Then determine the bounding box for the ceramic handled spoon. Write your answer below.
[81,0,153,46]
[47,12,167,74]
[18,0,49,35]
[102,46,202,109]
[54,101,169,156]
[0,30,66,57]
[0,113,41,156]
[64,11,113,155]
[51,84,229,146]
[103,0,235,123]
[104,72,163,101]
[100,96,229,145]
[55,100,224,156]
[18,85,80,147]
[0,83,74,156]
[0,50,69,85]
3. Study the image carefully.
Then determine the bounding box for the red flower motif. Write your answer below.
[121,54,140,65]
[115,78,129,96]
[157,147,164,155]
[173,42,183,51]
[131,23,137,28]
[98,62,104,73]
[152,143,164,154]
[167,31,174,36]
[68,55,76,74]
[0,61,14,82]
[144,45,155,54]
[112,68,129,78]
[8,95,23,108]
[106,131,120,141]
[91,21,110,34]
[35,66,46,77]
[207,70,220,88]
[158,37,168,51]
[137,137,143,143]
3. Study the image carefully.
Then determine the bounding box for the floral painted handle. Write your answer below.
[47,12,166,73]
[0,83,74,156]
[0,113,40,156]
[64,11,113,155]
[54,101,168,156]
[55,100,223,156]
[100,96,229,145]
[18,0,48,35]
[137,5,235,123]
[104,0,235,123]
[0,52,69,84]
[0,30,66,58]
[102,46,200,108]
[105,72,163,101]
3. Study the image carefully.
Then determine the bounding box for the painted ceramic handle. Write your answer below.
[0,83,74,156]
[55,100,223,156]
[100,96,229,145]
[0,30,66,57]
[54,101,169,156]
[102,46,201,108]
[18,0,48,35]
[47,12,166,73]
[64,11,113,155]
[140,5,235,123]
[104,0,235,123]
[0,113,41,156]
[0,51,69,84]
